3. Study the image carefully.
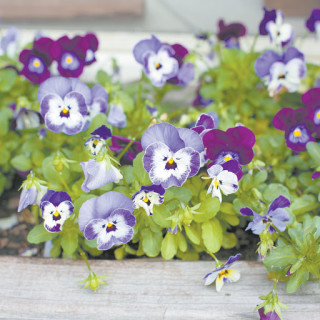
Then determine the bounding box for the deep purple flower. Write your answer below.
[273,107,315,152]
[302,87,320,136]
[312,171,320,180]
[204,254,241,291]
[306,9,320,36]
[40,190,74,232]
[192,113,219,137]
[203,126,255,165]
[12,108,41,130]
[255,46,306,97]
[38,77,89,135]
[132,184,165,216]
[84,125,112,156]
[258,308,281,320]
[192,85,213,107]
[19,37,60,84]
[217,19,246,48]
[141,123,204,189]
[259,8,293,47]
[0,26,18,57]
[79,191,135,250]
[107,104,127,128]
[110,136,143,163]
[82,33,99,65]
[80,159,123,193]
[240,195,290,235]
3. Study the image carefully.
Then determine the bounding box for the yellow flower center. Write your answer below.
[168,158,174,165]
[62,108,69,114]
[218,269,229,279]
[53,211,60,217]
[317,111,320,119]
[214,179,219,189]
[33,59,41,68]
[293,128,301,137]
[66,56,73,64]
[155,62,161,70]
[143,196,149,203]
[224,155,232,162]
[107,222,113,228]
[93,139,99,146]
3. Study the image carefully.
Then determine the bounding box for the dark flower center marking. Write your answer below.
[143,196,151,206]
[165,158,177,170]
[60,107,70,118]
[52,211,61,221]
[105,222,117,233]
[218,269,229,279]
[93,139,99,148]
[155,62,162,70]
[278,73,286,79]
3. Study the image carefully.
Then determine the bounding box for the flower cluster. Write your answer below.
[217,19,246,49]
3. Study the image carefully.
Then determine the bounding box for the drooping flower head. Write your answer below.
[19,37,60,84]
[141,123,204,189]
[12,108,41,130]
[259,8,294,47]
[203,126,255,165]
[306,8,320,37]
[38,77,89,135]
[240,195,290,235]
[217,19,246,49]
[204,253,241,292]
[255,47,306,97]
[84,125,112,156]
[273,107,315,152]
[79,192,135,250]
[132,184,165,216]
[40,190,74,232]
[258,308,281,320]
[302,87,320,137]
[0,26,18,57]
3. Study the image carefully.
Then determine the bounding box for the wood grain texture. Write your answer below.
[264,0,319,17]
[0,257,319,319]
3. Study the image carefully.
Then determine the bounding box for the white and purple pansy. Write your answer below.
[192,112,219,138]
[255,46,306,97]
[204,253,242,292]
[40,190,74,233]
[240,195,290,235]
[133,35,179,87]
[12,107,41,130]
[79,191,136,250]
[84,125,112,156]
[206,163,239,202]
[141,122,204,189]
[38,77,89,135]
[132,184,165,216]
[107,103,127,128]
[306,9,320,38]
[82,33,99,65]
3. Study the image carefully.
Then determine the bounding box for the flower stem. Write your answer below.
[58,174,72,195]
[79,248,92,272]
[272,279,278,292]
[272,225,293,245]
[206,251,220,265]
[116,138,135,161]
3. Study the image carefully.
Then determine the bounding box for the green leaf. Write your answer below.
[307,142,320,166]
[201,218,223,253]
[121,166,134,184]
[133,152,151,185]
[222,233,237,249]
[291,195,318,215]
[61,228,78,255]
[141,229,162,257]
[263,183,290,202]
[220,202,236,215]
[254,170,268,185]
[164,187,192,203]
[96,70,112,86]
[161,232,177,260]
[0,68,17,92]
[113,91,134,112]
[177,232,187,252]
[27,224,56,244]
[286,268,309,293]
[264,246,297,268]
[11,154,32,171]
[86,113,108,134]
[193,197,220,223]
[50,238,61,258]
[273,168,286,183]
[185,224,201,245]
[152,205,171,228]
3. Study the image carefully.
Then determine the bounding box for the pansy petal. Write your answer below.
[268,195,290,212]
[215,275,225,292]
[217,171,239,195]
[177,128,204,153]
[240,207,254,216]
[204,271,219,286]
[84,219,106,240]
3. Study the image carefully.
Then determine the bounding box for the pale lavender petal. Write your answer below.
[18,186,38,212]
[177,128,204,153]
[38,77,72,103]
[255,50,281,78]
[133,35,162,64]
[107,104,126,128]
[84,219,105,240]
[177,62,195,86]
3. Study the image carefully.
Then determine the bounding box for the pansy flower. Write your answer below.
[19,37,60,84]
[110,135,143,163]
[12,107,41,130]
[84,125,112,156]
[204,253,241,292]
[0,26,18,58]
[273,107,315,152]
[192,86,213,107]
[255,46,306,97]
[38,77,89,135]
[306,8,320,38]
[141,122,204,189]
[240,195,290,235]
[107,104,127,128]
[82,33,99,65]
[40,190,74,233]
[302,87,320,137]
[203,126,255,165]
[133,35,179,87]
[79,191,135,250]
[217,19,246,49]
[259,8,293,47]
[206,163,239,202]
[258,308,281,320]
[192,113,219,138]
[132,185,165,216]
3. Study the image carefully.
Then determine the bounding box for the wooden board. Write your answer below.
[0,257,319,319]
[264,0,319,17]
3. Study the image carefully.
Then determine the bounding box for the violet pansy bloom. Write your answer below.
[204,253,241,292]
[82,33,99,65]
[192,113,219,137]
[240,195,290,235]
[306,9,320,38]
[40,190,74,233]
[259,8,294,47]
[258,308,281,320]
[38,77,88,135]
[19,37,60,84]
[217,19,246,49]
[302,87,320,137]
[79,191,135,250]
[107,104,127,128]
[273,107,315,152]
[132,185,165,216]
[255,46,306,97]
[133,35,179,87]
[141,123,204,189]
[0,26,18,58]
[84,125,112,156]
[203,126,255,165]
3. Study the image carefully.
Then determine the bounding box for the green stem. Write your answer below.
[58,174,72,195]
[79,248,92,272]
[116,138,135,161]
[206,251,220,265]
[272,279,278,292]
[272,225,293,245]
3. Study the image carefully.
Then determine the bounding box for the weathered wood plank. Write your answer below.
[0,257,319,319]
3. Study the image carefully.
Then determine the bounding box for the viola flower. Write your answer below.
[204,254,241,292]
[147,105,158,117]
[240,195,290,235]
[192,88,213,107]
[259,8,294,47]
[192,113,219,137]
[107,104,127,128]
[38,77,88,135]
[302,87,320,136]
[78,191,135,250]
[84,125,112,156]
[208,159,243,181]
[206,163,239,202]
[80,159,123,193]
[0,26,18,58]
[258,308,281,320]
[132,185,165,216]
[217,19,246,49]
[40,190,74,233]
[110,135,143,163]
[133,35,179,87]
[82,33,99,65]
[141,122,204,189]
[255,46,306,97]
[273,107,315,152]
[306,9,320,38]
[19,37,60,84]
[12,108,41,130]
[203,126,255,165]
